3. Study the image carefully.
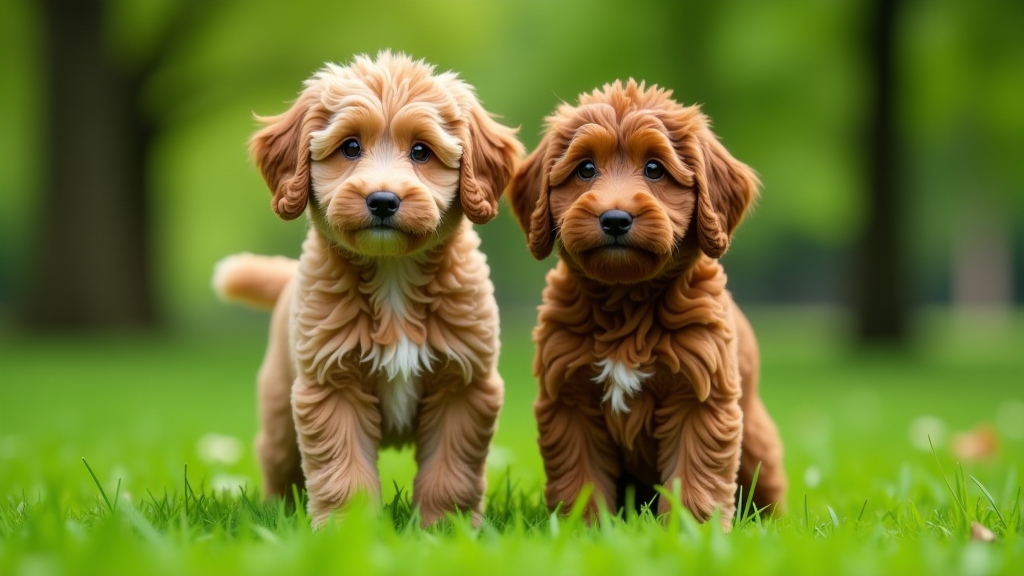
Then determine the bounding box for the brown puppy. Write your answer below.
[507,80,786,527]
[213,52,523,527]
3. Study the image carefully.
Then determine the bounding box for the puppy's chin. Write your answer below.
[571,245,669,284]
[335,227,433,257]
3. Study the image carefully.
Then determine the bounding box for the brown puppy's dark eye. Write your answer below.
[644,160,665,180]
[576,160,597,181]
[410,143,432,163]
[340,138,362,159]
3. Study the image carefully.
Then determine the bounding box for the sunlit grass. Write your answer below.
[1,309,1023,575]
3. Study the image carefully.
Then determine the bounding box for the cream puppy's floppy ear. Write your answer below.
[450,84,525,225]
[249,82,329,220]
[506,132,554,260]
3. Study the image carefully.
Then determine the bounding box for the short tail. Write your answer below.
[212,253,298,310]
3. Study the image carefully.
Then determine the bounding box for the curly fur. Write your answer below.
[214,52,523,527]
[507,80,786,527]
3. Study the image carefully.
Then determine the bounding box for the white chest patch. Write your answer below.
[592,359,652,414]
[373,333,435,433]
[362,258,436,434]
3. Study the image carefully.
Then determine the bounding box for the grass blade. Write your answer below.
[734,485,743,527]
[969,475,1008,530]
[857,499,869,523]
[112,478,121,513]
[928,436,968,522]
[735,461,762,530]
[827,505,840,533]
[743,462,761,521]
[1010,487,1021,530]
[81,458,113,514]
[120,502,165,545]
[548,502,563,538]
[624,484,637,521]
[957,464,969,525]
[184,464,190,519]
[565,484,594,528]
[291,483,308,526]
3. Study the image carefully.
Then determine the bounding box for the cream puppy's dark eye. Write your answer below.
[410,143,432,163]
[340,138,362,159]
[576,160,597,181]
[644,160,665,180]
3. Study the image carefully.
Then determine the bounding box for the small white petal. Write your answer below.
[196,434,244,465]
[486,445,514,471]
[908,416,947,452]
[211,474,251,496]
[996,400,1024,440]
[803,465,822,489]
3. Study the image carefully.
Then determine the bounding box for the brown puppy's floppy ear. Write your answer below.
[458,100,525,225]
[506,132,554,260]
[690,125,761,259]
[248,84,327,220]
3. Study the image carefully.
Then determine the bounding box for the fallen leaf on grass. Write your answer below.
[951,424,999,461]
[970,521,996,542]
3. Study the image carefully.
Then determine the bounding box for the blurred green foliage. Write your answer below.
[0,0,1021,327]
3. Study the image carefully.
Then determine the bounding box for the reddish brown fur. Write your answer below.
[215,52,523,527]
[507,80,786,526]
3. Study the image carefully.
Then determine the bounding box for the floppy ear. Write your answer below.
[248,84,326,220]
[506,132,554,260]
[458,101,525,225]
[691,126,760,258]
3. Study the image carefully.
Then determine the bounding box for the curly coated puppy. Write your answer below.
[506,80,786,526]
[213,52,523,526]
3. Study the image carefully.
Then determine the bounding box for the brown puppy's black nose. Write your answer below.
[366,191,400,219]
[599,210,632,237]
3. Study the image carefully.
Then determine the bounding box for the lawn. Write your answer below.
[1,308,1022,575]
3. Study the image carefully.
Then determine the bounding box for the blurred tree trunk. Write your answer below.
[950,129,1013,320]
[23,0,203,330]
[21,0,154,329]
[854,0,910,345]
[952,201,1013,309]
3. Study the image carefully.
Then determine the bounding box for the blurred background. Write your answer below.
[0,0,1022,511]
[1,0,1022,339]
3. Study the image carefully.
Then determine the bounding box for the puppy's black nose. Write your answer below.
[366,191,400,219]
[599,210,633,237]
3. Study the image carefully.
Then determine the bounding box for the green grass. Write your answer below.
[1,308,1023,575]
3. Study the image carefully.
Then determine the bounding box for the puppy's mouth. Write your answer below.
[581,236,653,255]
[349,223,416,255]
[599,235,637,248]
[363,219,403,232]
[570,240,670,284]
[354,216,427,238]
[581,241,659,263]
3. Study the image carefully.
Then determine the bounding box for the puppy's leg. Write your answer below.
[655,387,743,529]
[292,379,382,527]
[256,282,304,501]
[413,373,503,527]
[256,357,304,501]
[535,383,619,521]
[738,395,787,514]
[734,307,787,514]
